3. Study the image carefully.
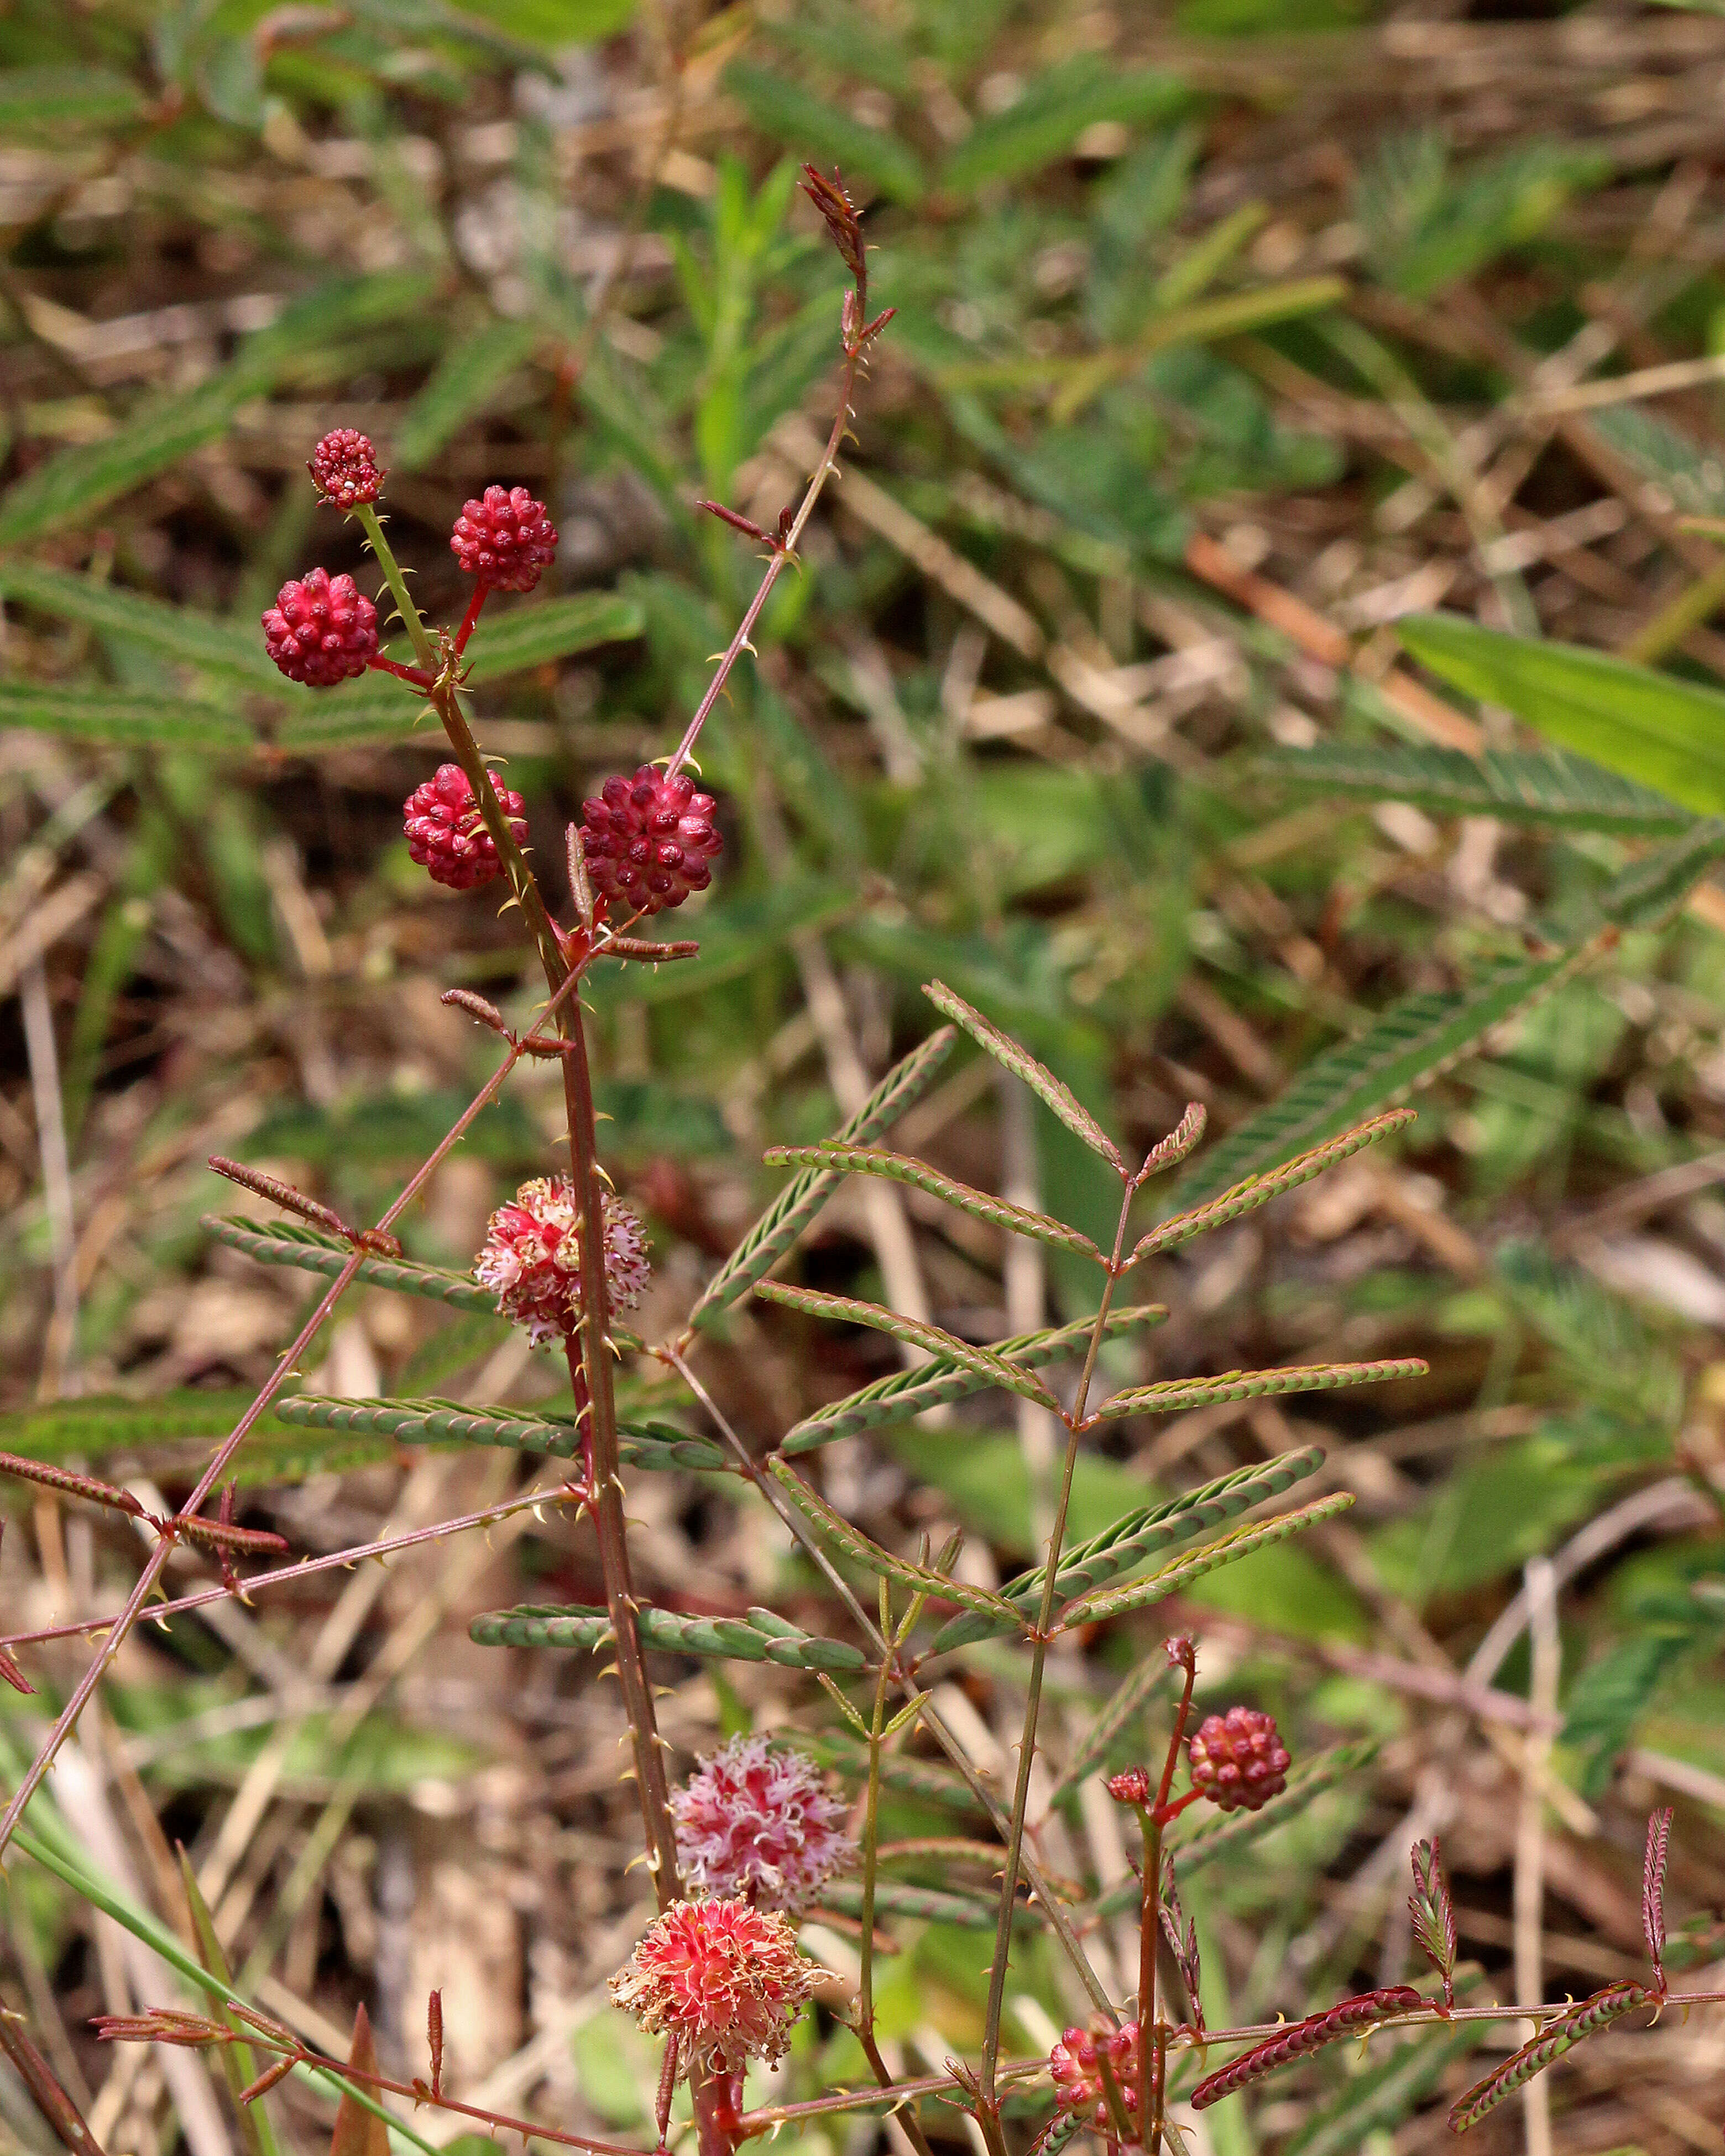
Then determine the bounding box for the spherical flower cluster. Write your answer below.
[450,484,558,593]
[609,1897,825,2071]
[403,764,528,891]
[1049,2020,1141,2132]
[672,1735,853,1911]
[578,767,722,917]
[307,428,384,507]
[262,568,378,688]
[475,1177,650,1347]
[1188,1706,1290,1814]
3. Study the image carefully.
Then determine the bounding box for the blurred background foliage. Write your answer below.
[6,0,1725,2150]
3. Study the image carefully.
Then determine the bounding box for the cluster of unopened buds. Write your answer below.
[1105,1702,1290,1824]
[262,431,723,918]
[1048,2020,1142,2134]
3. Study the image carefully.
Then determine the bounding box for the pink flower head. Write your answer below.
[262,568,377,687]
[609,1897,825,2071]
[308,428,384,507]
[672,1735,853,1911]
[450,484,558,593]
[403,763,527,891]
[1049,2020,1142,2132]
[1188,1705,1290,1814]
[474,1177,650,1347]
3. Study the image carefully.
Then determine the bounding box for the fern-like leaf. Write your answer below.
[755,1283,1059,1410]
[924,980,1123,1170]
[203,1215,497,1312]
[1051,1492,1354,1631]
[762,1143,1103,1259]
[1447,1983,1651,2134]
[1409,1838,1457,2007]
[1257,740,1693,834]
[1088,1357,1425,1427]
[766,1458,1022,1623]
[1644,1804,1673,1991]
[469,1601,867,1671]
[272,1395,728,1473]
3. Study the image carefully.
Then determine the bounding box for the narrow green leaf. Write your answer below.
[0,681,253,750]
[817,1878,1003,1929]
[763,1143,1103,1260]
[272,1395,728,1472]
[766,1458,1024,1623]
[1400,613,1725,817]
[1597,819,1725,930]
[688,1028,956,1331]
[0,1389,255,1463]
[940,57,1185,193]
[202,1214,496,1311]
[0,66,145,128]
[1088,1359,1425,1428]
[469,1600,868,1671]
[0,562,278,684]
[393,318,540,472]
[272,687,427,751]
[461,593,645,680]
[1131,1110,1415,1267]
[755,1281,1059,1411]
[1053,1492,1355,1630]
[924,980,1123,1169]
[780,1306,1165,1455]
[1173,956,1570,1207]
[724,62,927,202]
[930,1447,1331,1654]
[1257,740,1696,835]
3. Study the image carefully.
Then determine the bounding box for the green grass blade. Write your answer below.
[1400,613,1725,817]
[764,1142,1103,1259]
[1173,955,1570,1207]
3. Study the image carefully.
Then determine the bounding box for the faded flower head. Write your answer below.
[1188,1705,1289,1814]
[308,428,384,507]
[262,568,378,688]
[1049,2019,1141,2132]
[450,484,558,593]
[475,1178,650,1347]
[609,1897,825,2071]
[672,1735,853,1911]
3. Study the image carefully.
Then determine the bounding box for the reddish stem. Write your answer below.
[1151,1787,1203,1828]
[368,654,435,687]
[453,582,489,656]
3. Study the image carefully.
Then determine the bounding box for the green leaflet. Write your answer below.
[0,66,145,128]
[1598,819,1725,932]
[762,1142,1103,1260]
[273,688,428,752]
[0,562,278,685]
[1256,740,1695,835]
[924,980,1122,1169]
[461,594,645,682]
[818,1878,1005,1929]
[940,56,1185,193]
[272,1395,729,1473]
[780,1305,1165,1455]
[687,1027,955,1331]
[0,682,253,751]
[392,318,540,471]
[468,1600,868,1672]
[755,1283,1059,1412]
[766,1458,1023,1623]
[1174,956,1569,1207]
[724,62,927,203]
[1130,1111,1415,1267]
[0,1389,256,1464]
[1051,1493,1355,1631]
[1088,1358,1426,1428]
[929,1447,1328,1655]
[202,1215,495,1312]
[1400,613,1725,818]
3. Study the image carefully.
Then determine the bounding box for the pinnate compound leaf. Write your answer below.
[272,687,428,751]
[1400,612,1725,818]
[1597,818,1725,931]
[469,1600,867,1672]
[932,1446,1329,1653]
[1191,1988,1423,2111]
[0,682,253,751]
[461,594,645,682]
[1052,1492,1355,1631]
[766,1458,1023,1624]
[0,563,277,684]
[0,1389,255,1464]
[272,1395,728,1473]
[780,1305,1165,1455]
[1131,1110,1414,1266]
[1447,1982,1651,2134]
[393,318,540,472]
[940,55,1184,193]
[1257,740,1695,834]
[764,1143,1102,1259]
[203,1214,496,1312]
[818,1878,1001,1929]
[724,61,927,202]
[0,66,145,128]
[1644,1805,1673,1985]
[687,1028,955,1331]
[1089,1357,1425,1427]
[1174,956,1567,1207]
[755,1282,1059,1410]
[924,980,1122,1169]
[0,386,241,548]
[1171,1737,1380,1873]
[1409,1838,1457,2003]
